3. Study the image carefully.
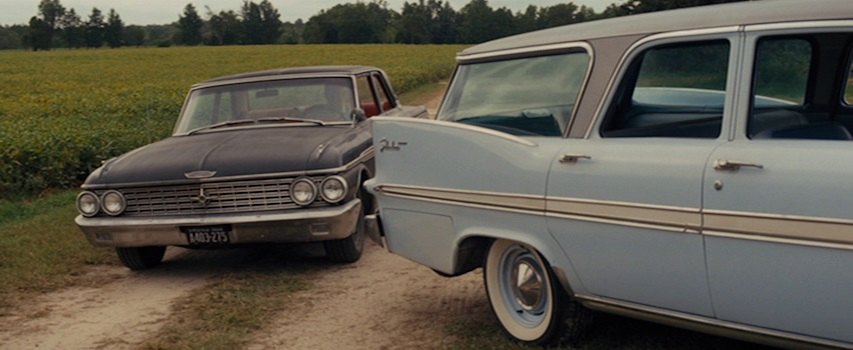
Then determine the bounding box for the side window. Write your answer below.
[371,74,394,112]
[186,91,232,129]
[748,35,853,140]
[748,38,812,138]
[602,40,730,138]
[438,52,590,137]
[356,76,379,117]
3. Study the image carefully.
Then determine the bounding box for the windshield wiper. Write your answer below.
[254,117,327,126]
[186,119,256,135]
[186,117,331,135]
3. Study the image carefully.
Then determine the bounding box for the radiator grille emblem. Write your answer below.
[184,170,217,179]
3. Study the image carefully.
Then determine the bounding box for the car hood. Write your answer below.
[86,126,360,185]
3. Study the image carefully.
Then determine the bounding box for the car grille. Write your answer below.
[118,177,325,217]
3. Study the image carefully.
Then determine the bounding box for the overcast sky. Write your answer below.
[1,0,616,26]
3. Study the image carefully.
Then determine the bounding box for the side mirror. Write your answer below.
[350,108,367,123]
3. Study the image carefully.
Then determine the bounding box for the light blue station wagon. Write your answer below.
[365,1,853,348]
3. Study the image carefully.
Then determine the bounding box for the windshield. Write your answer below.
[438,53,589,136]
[175,77,355,134]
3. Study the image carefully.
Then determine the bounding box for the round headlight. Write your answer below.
[101,190,126,216]
[291,178,317,206]
[77,191,100,217]
[320,176,347,204]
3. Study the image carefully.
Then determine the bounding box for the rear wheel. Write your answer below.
[115,246,166,270]
[484,239,589,346]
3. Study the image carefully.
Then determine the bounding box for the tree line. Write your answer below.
[0,0,745,51]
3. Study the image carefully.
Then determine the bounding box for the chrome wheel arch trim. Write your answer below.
[82,146,375,190]
[575,294,851,349]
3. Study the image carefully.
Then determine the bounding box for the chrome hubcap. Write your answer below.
[498,244,550,327]
[513,259,544,311]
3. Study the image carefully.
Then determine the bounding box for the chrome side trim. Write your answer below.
[704,231,853,252]
[375,184,545,212]
[83,147,375,190]
[704,209,853,246]
[546,212,696,234]
[372,117,538,147]
[457,42,591,63]
[375,183,853,248]
[584,26,742,139]
[575,294,850,349]
[547,196,701,233]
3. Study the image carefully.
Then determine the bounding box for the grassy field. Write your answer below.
[0,190,116,310]
[0,44,464,195]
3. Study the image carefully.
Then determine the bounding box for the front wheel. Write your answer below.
[483,239,589,346]
[324,203,365,263]
[115,246,166,270]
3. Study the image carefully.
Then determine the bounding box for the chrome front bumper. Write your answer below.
[76,199,361,247]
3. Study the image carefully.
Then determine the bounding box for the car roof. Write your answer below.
[199,65,380,85]
[460,0,852,58]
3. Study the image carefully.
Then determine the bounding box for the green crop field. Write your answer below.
[0,44,465,196]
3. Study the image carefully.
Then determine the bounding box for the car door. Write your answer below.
[703,28,853,344]
[546,34,741,316]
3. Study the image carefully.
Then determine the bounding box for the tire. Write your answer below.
[115,246,166,270]
[483,239,590,346]
[324,202,365,263]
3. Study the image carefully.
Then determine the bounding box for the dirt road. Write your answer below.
[247,244,485,350]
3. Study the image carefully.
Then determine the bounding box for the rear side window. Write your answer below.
[356,76,379,117]
[438,52,590,137]
[601,40,730,138]
[371,74,394,112]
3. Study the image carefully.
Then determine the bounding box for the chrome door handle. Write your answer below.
[714,159,764,171]
[559,154,591,164]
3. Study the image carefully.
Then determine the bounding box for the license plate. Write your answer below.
[181,225,231,245]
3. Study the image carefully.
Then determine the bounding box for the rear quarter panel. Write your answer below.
[367,117,571,277]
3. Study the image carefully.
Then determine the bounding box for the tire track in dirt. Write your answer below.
[246,243,488,350]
